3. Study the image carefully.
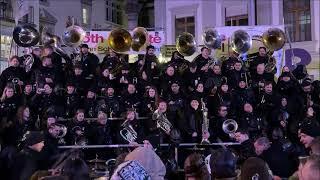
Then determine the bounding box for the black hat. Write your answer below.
[23,131,44,147]
[80,44,89,49]
[210,148,237,179]
[66,81,75,87]
[45,83,54,89]
[87,86,97,93]
[292,64,308,80]
[299,121,320,137]
[301,78,312,87]
[146,45,155,51]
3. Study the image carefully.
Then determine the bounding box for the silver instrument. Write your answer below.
[72,126,88,146]
[152,109,173,134]
[222,119,238,136]
[200,98,210,144]
[119,120,138,143]
[23,54,34,72]
[13,25,40,47]
[230,30,252,54]
[202,28,221,49]
[176,32,196,56]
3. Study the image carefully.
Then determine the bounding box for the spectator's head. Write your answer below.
[166,65,175,76]
[238,79,246,89]
[184,153,210,180]
[75,109,85,122]
[264,81,273,94]
[254,137,271,155]
[147,86,157,98]
[127,83,136,94]
[87,88,96,98]
[46,116,56,128]
[258,47,267,57]
[302,78,313,93]
[24,82,33,94]
[306,106,315,117]
[210,148,237,179]
[213,65,221,75]
[62,158,90,180]
[299,121,320,148]
[107,86,115,96]
[41,56,52,67]
[281,72,291,82]
[189,62,197,73]
[234,61,242,71]
[23,131,45,152]
[190,98,200,110]
[170,82,180,94]
[16,106,30,124]
[310,137,320,155]
[9,55,20,67]
[146,45,155,56]
[2,84,14,99]
[158,101,167,113]
[126,109,136,121]
[102,68,110,77]
[298,155,320,180]
[256,63,265,75]
[217,105,228,118]
[240,157,272,180]
[66,82,75,94]
[74,63,83,75]
[243,103,253,113]
[32,47,42,57]
[108,48,117,57]
[43,45,53,56]
[80,44,89,54]
[196,83,204,93]
[201,47,209,58]
[44,83,53,94]
[282,66,290,73]
[97,111,107,125]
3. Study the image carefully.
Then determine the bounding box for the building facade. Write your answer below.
[155,0,319,80]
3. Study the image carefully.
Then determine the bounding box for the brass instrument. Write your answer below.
[262,28,286,51]
[176,32,196,56]
[230,30,252,54]
[13,25,40,47]
[49,123,67,139]
[202,28,221,49]
[131,27,149,51]
[22,54,34,72]
[222,119,238,136]
[62,25,86,48]
[152,109,173,134]
[265,55,277,74]
[41,27,67,56]
[107,28,132,53]
[200,98,210,144]
[119,120,138,143]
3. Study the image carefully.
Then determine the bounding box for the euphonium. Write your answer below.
[152,109,173,134]
[119,120,138,143]
[200,98,210,144]
[222,119,238,136]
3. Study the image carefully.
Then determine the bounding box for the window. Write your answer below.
[283,0,311,42]
[22,6,34,23]
[175,16,195,39]
[106,0,123,24]
[82,8,88,24]
[225,15,248,26]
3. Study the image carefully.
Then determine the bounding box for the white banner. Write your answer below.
[82,31,165,55]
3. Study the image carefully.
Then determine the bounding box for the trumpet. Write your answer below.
[201,98,210,144]
[222,119,238,136]
[152,109,173,135]
[119,120,138,143]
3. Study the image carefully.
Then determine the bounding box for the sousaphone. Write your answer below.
[13,24,40,47]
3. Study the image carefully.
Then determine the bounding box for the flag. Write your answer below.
[11,0,31,25]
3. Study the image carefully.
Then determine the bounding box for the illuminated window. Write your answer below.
[82,8,88,24]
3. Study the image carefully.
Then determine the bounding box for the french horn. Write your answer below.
[107,28,132,53]
[176,32,196,56]
[262,28,286,51]
[230,30,252,54]
[202,28,221,49]
[131,27,149,52]
[13,25,40,47]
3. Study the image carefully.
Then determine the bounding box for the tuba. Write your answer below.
[13,25,40,47]
[152,109,173,135]
[262,28,286,51]
[230,30,252,54]
[222,119,238,136]
[119,120,138,143]
[176,32,196,56]
[131,27,149,51]
[107,28,132,53]
[202,28,221,49]
[62,25,86,48]
[200,98,210,144]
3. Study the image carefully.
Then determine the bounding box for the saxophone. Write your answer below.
[201,98,210,144]
[152,109,173,135]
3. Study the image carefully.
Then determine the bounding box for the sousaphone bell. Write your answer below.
[131,27,149,52]
[107,28,132,53]
[202,28,221,49]
[230,29,252,54]
[176,32,196,56]
[262,27,286,51]
[13,25,40,47]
